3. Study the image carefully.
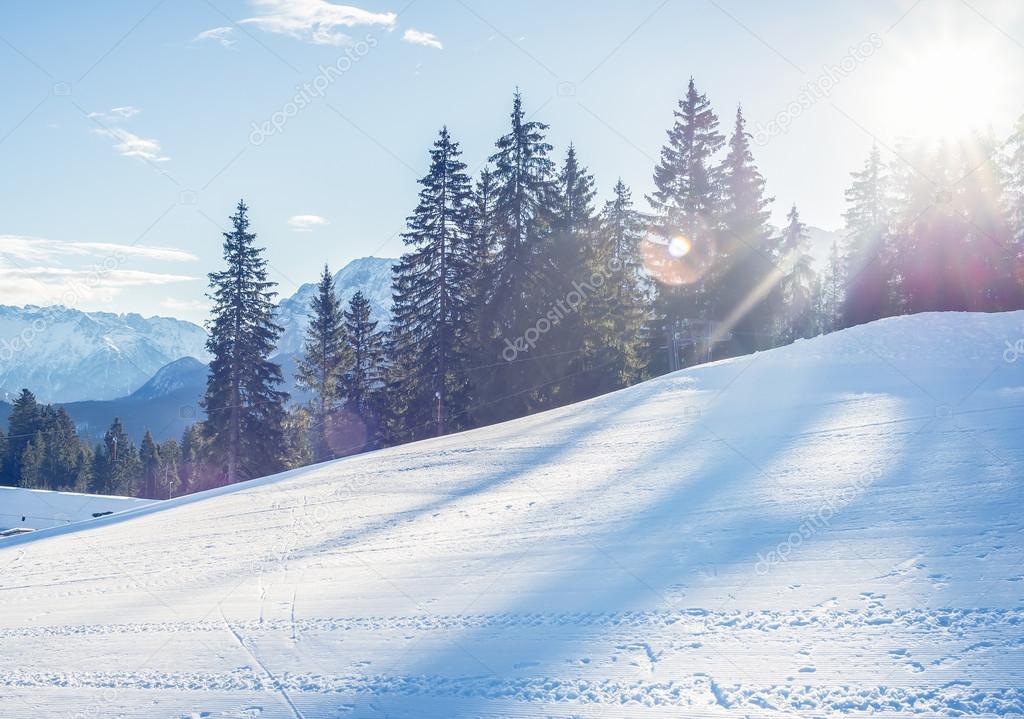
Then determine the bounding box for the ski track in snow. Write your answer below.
[2,312,1024,718]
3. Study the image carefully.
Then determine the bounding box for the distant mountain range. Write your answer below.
[0,306,209,404]
[0,257,398,441]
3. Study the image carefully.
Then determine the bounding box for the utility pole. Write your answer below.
[435,390,444,437]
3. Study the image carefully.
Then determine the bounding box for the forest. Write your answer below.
[2,79,1022,497]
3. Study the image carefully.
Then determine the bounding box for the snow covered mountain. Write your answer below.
[275,256,396,356]
[0,306,208,403]
[1,311,1022,718]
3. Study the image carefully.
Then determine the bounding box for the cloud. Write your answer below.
[402,28,442,50]
[288,215,328,232]
[87,106,142,123]
[241,0,396,45]
[92,128,170,163]
[0,236,198,263]
[194,26,237,48]
[0,266,198,305]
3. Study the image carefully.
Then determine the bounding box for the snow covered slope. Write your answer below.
[0,305,208,402]
[1,311,1022,718]
[0,487,156,532]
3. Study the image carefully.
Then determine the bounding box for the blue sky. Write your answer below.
[1,0,1022,322]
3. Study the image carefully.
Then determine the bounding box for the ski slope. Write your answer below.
[1,311,1023,718]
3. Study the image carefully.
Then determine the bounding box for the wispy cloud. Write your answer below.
[0,267,198,305]
[403,28,442,50]
[194,26,237,48]
[241,0,396,45]
[92,128,170,163]
[288,214,328,232]
[0,235,198,263]
[88,106,142,122]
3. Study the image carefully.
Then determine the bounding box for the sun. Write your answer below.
[882,40,1006,140]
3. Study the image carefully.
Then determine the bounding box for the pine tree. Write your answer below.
[73,442,93,494]
[296,264,348,461]
[1007,114,1024,301]
[140,430,161,499]
[582,179,649,395]
[5,389,43,484]
[716,105,776,353]
[202,200,289,484]
[821,239,845,332]
[778,205,816,342]
[282,406,314,468]
[647,77,725,326]
[20,433,45,489]
[547,144,601,403]
[41,407,80,490]
[480,91,558,421]
[0,428,6,485]
[94,418,139,496]
[179,424,205,494]
[340,291,386,452]
[389,127,477,440]
[157,438,181,499]
[842,143,893,326]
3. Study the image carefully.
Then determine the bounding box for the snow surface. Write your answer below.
[1,311,1022,718]
[0,487,155,532]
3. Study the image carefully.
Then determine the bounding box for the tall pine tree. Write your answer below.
[647,77,725,326]
[778,205,816,342]
[202,200,288,484]
[716,105,776,353]
[842,144,894,326]
[389,127,477,440]
[480,91,558,421]
[339,291,386,453]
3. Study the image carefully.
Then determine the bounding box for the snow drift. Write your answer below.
[1,311,1022,718]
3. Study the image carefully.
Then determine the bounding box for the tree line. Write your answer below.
[2,79,1022,496]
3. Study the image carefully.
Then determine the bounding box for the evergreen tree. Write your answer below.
[481,91,558,421]
[842,143,894,325]
[389,127,477,440]
[1007,114,1024,299]
[296,264,348,461]
[0,428,6,484]
[821,239,845,333]
[139,430,161,499]
[582,179,649,395]
[5,389,43,484]
[93,418,139,496]
[647,77,725,325]
[340,291,386,452]
[778,205,816,342]
[179,424,205,494]
[283,406,314,469]
[41,407,80,490]
[202,200,289,484]
[716,105,776,353]
[158,438,181,499]
[20,433,45,489]
[73,442,93,494]
[548,145,601,402]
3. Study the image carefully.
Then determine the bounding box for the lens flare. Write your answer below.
[668,235,692,258]
[642,233,716,286]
